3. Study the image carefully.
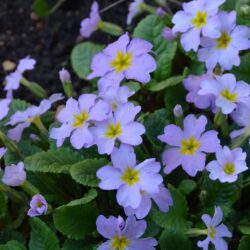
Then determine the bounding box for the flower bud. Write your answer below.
[173,104,183,118]
[162,27,176,41]
[59,68,71,83]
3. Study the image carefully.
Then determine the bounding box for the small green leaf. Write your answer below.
[124,81,141,93]
[70,158,107,187]
[238,224,250,235]
[32,0,49,17]
[238,236,250,250]
[71,42,104,80]
[178,180,197,196]
[0,241,26,250]
[29,217,60,250]
[53,204,97,239]
[232,53,250,83]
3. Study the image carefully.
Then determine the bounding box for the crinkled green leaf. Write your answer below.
[66,189,97,207]
[238,236,250,250]
[178,180,197,196]
[70,158,107,187]
[29,217,60,250]
[71,42,104,80]
[0,240,26,250]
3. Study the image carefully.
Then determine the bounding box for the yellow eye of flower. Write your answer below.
[180,137,201,155]
[220,89,237,102]
[104,123,122,139]
[111,236,130,250]
[111,51,132,73]
[209,226,216,239]
[121,167,140,186]
[73,110,89,128]
[192,11,207,29]
[223,163,235,175]
[216,32,232,49]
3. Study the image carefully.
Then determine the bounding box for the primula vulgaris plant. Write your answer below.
[1,0,250,249]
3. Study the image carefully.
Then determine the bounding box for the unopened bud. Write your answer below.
[59,68,71,83]
[162,27,176,41]
[59,68,74,98]
[173,104,183,118]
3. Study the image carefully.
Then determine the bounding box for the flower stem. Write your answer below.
[185,228,208,237]
[0,182,24,204]
[99,0,126,13]
[98,21,123,36]
[141,3,157,14]
[214,109,229,137]
[21,180,40,196]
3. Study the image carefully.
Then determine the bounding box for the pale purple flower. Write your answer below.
[198,11,250,70]
[162,27,176,41]
[97,145,163,209]
[127,0,144,25]
[4,56,36,98]
[172,0,225,51]
[156,7,166,17]
[0,98,11,120]
[96,215,157,250]
[158,114,220,176]
[198,74,250,115]
[59,68,71,83]
[207,146,248,183]
[27,194,48,217]
[198,206,232,250]
[0,148,7,159]
[50,94,110,149]
[173,104,183,118]
[2,161,26,187]
[124,184,173,219]
[87,33,156,87]
[99,85,134,111]
[183,72,215,110]
[7,93,64,142]
[91,103,145,155]
[80,1,101,38]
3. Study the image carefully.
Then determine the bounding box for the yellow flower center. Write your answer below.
[111,51,132,73]
[192,11,207,29]
[111,236,130,250]
[73,110,88,128]
[223,163,235,175]
[104,122,122,139]
[180,137,201,155]
[112,103,118,110]
[121,167,140,186]
[216,32,232,49]
[37,202,44,208]
[220,89,237,102]
[209,226,216,239]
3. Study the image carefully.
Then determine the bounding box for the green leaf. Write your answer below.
[238,223,250,235]
[151,185,192,232]
[124,81,141,93]
[238,236,250,250]
[159,230,192,250]
[53,204,97,239]
[133,14,177,81]
[178,180,197,196]
[24,148,84,174]
[0,193,7,219]
[70,158,107,187]
[0,241,26,250]
[32,0,49,17]
[65,189,97,207]
[232,53,250,83]
[29,217,60,250]
[62,239,98,250]
[71,42,104,80]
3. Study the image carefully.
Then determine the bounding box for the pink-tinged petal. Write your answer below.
[216,224,232,238]
[181,28,201,52]
[125,54,156,84]
[181,152,206,176]
[122,216,147,238]
[158,124,183,146]
[78,94,96,112]
[201,214,212,227]
[162,148,182,174]
[212,238,228,250]
[216,96,236,114]
[211,206,223,226]
[89,100,110,121]
[128,38,153,56]
[70,125,93,149]
[129,238,158,250]
[97,166,122,190]
[119,122,145,145]
[200,131,220,153]
[172,11,192,33]
[117,184,141,209]
[111,145,136,171]
[7,122,30,142]
[197,237,210,250]
[50,124,73,147]
[115,103,141,124]
[218,47,240,71]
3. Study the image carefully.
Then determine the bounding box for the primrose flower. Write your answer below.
[80,1,101,38]
[87,33,156,86]
[158,114,220,176]
[99,85,134,111]
[183,72,215,110]
[162,27,176,41]
[96,215,157,250]
[198,11,250,70]
[91,103,145,155]
[0,98,11,120]
[127,0,144,25]
[50,94,110,149]
[207,146,248,183]
[97,145,163,209]
[198,74,250,115]
[198,206,232,250]
[7,93,63,142]
[4,56,36,98]
[124,184,173,219]
[27,194,48,217]
[0,148,7,159]
[172,0,225,51]
[2,162,26,187]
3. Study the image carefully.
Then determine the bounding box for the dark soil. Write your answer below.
[0,0,180,102]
